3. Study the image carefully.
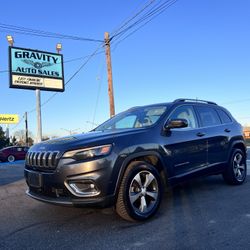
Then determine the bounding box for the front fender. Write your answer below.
[113,150,167,197]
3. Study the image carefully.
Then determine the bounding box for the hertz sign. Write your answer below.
[9,47,64,92]
[0,114,19,124]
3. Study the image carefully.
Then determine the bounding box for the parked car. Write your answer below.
[24,99,247,221]
[0,146,29,162]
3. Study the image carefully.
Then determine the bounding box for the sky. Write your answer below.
[0,0,250,140]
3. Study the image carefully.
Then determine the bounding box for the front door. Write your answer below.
[163,105,207,176]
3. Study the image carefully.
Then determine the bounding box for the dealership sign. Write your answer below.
[0,114,19,124]
[9,47,64,92]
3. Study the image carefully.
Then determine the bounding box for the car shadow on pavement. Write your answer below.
[1,175,249,250]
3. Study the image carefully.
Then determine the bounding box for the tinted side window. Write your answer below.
[196,106,221,127]
[168,105,198,129]
[216,109,232,124]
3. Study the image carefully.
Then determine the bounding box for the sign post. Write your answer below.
[36,89,42,142]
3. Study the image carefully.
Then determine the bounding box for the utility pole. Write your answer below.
[25,112,28,146]
[104,32,115,117]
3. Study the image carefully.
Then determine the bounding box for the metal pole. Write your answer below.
[5,125,9,140]
[104,32,115,117]
[25,112,28,146]
[36,89,42,142]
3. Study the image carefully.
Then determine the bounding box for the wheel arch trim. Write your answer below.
[114,151,167,197]
[228,140,247,161]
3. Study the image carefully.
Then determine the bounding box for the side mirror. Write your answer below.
[164,119,188,130]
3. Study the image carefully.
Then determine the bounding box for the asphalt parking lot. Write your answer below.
[0,160,250,250]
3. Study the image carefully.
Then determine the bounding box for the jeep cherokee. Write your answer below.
[24,98,247,221]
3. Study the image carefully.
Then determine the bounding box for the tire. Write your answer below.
[116,161,163,222]
[7,155,15,163]
[223,149,247,185]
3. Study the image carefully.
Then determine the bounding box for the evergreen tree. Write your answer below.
[0,126,8,149]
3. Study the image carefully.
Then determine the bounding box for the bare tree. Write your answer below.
[14,129,34,146]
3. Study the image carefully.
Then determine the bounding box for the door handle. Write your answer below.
[196,132,205,137]
[224,129,231,133]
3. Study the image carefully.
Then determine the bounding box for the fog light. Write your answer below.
[66,180,100,197]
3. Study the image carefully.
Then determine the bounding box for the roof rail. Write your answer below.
[173,98,217,105]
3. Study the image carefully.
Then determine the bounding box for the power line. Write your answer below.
[0,51,105,74]
[64,46,104,88]
[1,42,105,118]
[112,1,178,51]
[111,0,178,43]
[0,22,103,42]
[111,0,157,37]
[92,58,105,128]
[111,0,164,39]
[64,51,104,63]
[9,114,25,131]
[28,45,105,114]
[4,0,179,121]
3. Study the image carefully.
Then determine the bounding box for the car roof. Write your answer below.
[127,102,171,111]
[127,98,218,111]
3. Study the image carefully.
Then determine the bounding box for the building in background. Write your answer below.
[243,127,250,139]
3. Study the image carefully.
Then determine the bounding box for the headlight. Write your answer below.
[63,144,112,161]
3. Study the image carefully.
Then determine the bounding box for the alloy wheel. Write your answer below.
[233,152,246,182]
[129,170,159,215]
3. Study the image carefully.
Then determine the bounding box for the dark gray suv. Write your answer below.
[24,99,247,221]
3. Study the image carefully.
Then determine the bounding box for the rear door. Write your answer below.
[195,105,229,166]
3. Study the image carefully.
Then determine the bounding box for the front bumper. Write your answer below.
[24,155,116,208]
[26,189,115,207]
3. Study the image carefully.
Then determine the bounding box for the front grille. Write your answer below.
[26,151,60,169]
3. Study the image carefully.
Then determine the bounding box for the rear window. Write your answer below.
[196,106,221,127]
[216,109,232,124]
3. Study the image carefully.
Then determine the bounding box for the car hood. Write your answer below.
[29,128,147,152]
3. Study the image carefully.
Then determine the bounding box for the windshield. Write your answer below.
[94,105,167,131]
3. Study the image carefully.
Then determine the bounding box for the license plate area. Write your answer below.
[27,172,42,188]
